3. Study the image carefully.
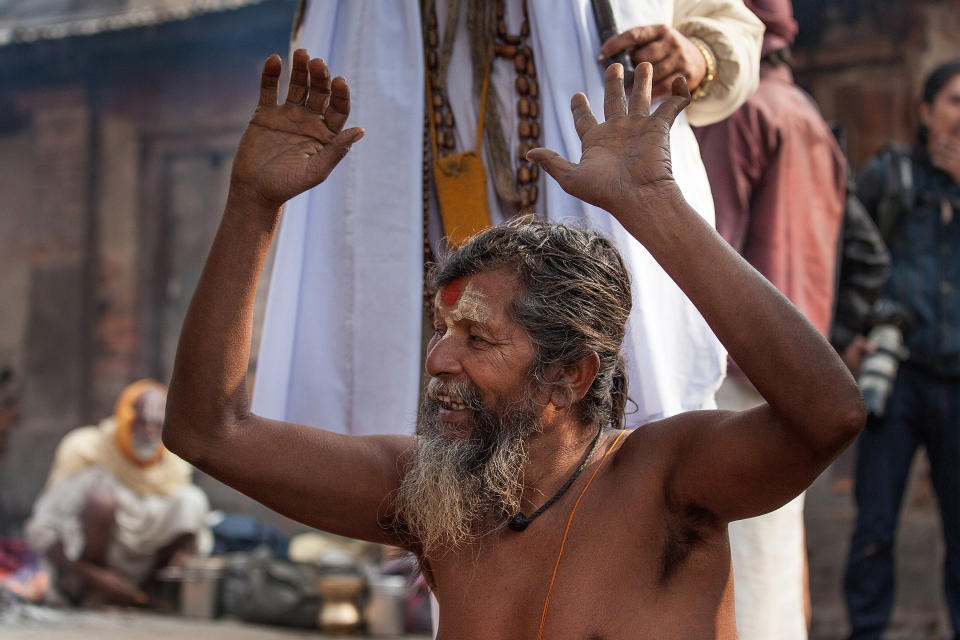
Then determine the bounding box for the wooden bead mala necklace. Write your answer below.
[422,0,460,162]
[492,0,541,210]
[420,0,543,303]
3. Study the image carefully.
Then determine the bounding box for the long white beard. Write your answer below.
[394,379,541,557]
[132,434,161,462]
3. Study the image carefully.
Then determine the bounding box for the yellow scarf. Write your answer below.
[44,381,191,496]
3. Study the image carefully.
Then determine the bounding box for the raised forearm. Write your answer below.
[164,52,362,458]
[614,186,865,451]
[163,185,280,457]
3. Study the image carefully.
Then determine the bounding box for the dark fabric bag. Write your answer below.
[220,550,321,628]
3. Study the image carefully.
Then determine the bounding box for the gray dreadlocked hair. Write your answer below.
[433,218,633,431]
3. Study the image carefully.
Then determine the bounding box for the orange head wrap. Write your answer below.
[114,379,168,467]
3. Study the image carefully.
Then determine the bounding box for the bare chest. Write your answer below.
[427,487,733,639]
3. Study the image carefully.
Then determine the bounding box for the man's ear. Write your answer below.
[548,352,601,410]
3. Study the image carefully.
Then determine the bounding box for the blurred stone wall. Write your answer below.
[794,0,960,168]
[0,0,297,534]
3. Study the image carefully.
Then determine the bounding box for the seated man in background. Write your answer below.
[163,51,865,638]
[25,380,208,608]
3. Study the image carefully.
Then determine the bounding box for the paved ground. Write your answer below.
[1,453,951,639]
[808,451,950,639]
[4,610,319,639]
[1,605,430,639]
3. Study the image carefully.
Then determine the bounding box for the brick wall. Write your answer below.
[0,1,298,533]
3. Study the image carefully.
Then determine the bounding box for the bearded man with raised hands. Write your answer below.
[163,51,865,638]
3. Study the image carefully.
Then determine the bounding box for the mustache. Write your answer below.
[425,378,485,411]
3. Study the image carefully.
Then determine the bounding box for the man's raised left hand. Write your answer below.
[526,62,688,218]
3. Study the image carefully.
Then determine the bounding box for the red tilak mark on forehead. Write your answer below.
[440,278,465,307]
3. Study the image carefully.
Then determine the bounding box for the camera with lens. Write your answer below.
[858,299,911,418]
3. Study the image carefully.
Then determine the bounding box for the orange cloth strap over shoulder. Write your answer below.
[425,56,494,248]
[537,429,629,640]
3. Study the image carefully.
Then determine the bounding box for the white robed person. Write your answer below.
[251,0,769,634]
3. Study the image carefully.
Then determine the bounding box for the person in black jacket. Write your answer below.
[829,174,892,376]
[844,59,960,640]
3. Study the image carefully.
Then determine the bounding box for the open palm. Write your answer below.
[527,63,689,215]
[231,49,363,208]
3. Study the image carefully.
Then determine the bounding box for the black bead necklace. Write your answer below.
[506,426,604,532]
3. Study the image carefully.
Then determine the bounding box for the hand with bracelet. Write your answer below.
[599,24,715,100]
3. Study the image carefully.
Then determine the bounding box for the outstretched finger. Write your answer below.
[629,62,653,116]
[324,76,351,133]
[285,49,310,105]
[653,76,691,127]
[308,127,365,183]
[306,58,332,114]
[603,64,628,120]
[526,147,577,188]
[259,54,282,106]
[571,93,598,139]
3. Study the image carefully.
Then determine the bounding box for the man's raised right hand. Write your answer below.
[230,49,364,210]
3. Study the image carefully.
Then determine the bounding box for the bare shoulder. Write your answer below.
[610,410,729,473]
[607,410,733,524]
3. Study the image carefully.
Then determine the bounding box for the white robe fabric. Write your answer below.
[253,2,426,434]
[253,0,726,435]
[25,466,210,586]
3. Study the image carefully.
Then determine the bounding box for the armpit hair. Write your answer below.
[659,481,721,584]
